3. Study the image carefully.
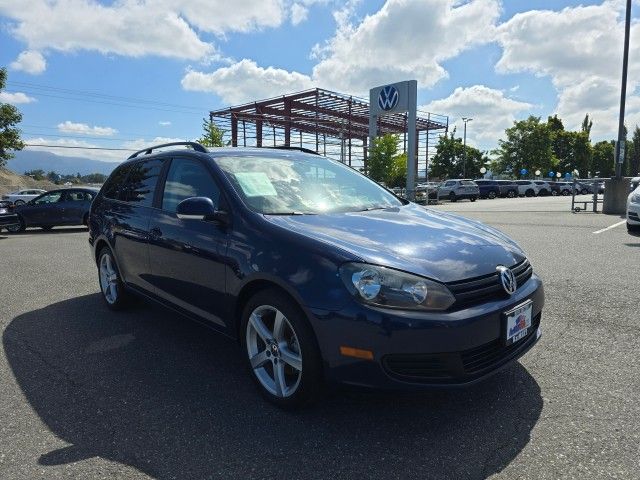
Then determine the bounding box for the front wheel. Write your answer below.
[470,196,477,202]
[487,191,496,199]
[6,217,25,233]
[507,190,516,198]
[13,200,25,206]
[241,289,323,409]
[628,223,640,233]
[449,192,457,202]
[551,190,558,196]
[581,188,589,195]
[525,189,534,197]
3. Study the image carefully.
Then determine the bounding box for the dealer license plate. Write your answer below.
[504,301,532,346]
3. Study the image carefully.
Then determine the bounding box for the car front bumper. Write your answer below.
[0,213,19,228]
[627,201,640,225]
[310,274,544,390]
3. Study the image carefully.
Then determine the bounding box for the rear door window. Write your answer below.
[120,158,164,207]
[102,163,133,200]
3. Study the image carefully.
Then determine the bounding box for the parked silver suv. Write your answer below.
[438,179,479,202]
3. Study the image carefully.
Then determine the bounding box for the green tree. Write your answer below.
[494,116,555,176]
[630,126,640,176]
[431,129,486,179]
[0,68,25,167]
[581,113,593,138]
[367,133,399,183]
[387,152,407,187]
[198,118,225,147]
[25,169,45,180]
[591,141,615,177]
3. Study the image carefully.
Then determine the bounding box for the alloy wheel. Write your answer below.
[99,253,119,304]
[246,305,303,398]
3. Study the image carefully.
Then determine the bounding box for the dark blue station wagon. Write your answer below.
[89,142,544,408]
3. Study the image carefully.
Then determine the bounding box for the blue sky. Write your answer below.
[1,0,639,163]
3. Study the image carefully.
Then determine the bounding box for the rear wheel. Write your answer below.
[241,289,323,409]
[551,190,558,196]
[525,189,534,197]
[487,191,496,199]
[561,190,570,196]
[581,188,589,195]
[449,192,457,202]
[507,190,516,198]
[470,196,476,202]
[14,200,25,206]
[97,247,131,310]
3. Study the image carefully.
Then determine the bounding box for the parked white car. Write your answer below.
[627,185,640,233]
[1,189,47,205]
[514,181,542,197]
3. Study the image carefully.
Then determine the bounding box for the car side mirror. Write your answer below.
[176,197,229,225]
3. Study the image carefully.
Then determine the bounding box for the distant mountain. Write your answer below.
[7,150,120,176]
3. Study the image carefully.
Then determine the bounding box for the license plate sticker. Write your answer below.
[504,301,532,345]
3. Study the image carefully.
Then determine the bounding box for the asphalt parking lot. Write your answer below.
[0,195,638,480]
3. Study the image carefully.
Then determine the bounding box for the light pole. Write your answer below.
[615,0,631,178]
[462,117,472,178]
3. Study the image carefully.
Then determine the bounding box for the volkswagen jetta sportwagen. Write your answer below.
[89,142,544,408]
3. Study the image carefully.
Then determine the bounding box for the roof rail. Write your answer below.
[127,141,207,160]
[267,146,320,156]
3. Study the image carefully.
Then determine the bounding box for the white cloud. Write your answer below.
[0,91,37,104]
[291,3,309,25]
[57,121,117,136]
[0,0,286,63]
[9,50,46,74]
[495,0,640,139]
[122,137,188,152]
[181,59,315,104]
[24,137,124,161]
[311,0,501,94]
[421,85,532,149]
[159,121,172,126]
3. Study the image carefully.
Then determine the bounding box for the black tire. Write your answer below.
[470,196,476,202]
[525,189,534,197]
[628,223,640,233]
[561,190,570,196]
[240,288,323,409]
[551,190,558,196]
[581,188,588,195]
[487,191,496,199]
[507,190,516,198]
[449,192,457,202]
[97,246,132,310]
[14,200,25,206]
[6,216,25,233]
[41,226,53,231]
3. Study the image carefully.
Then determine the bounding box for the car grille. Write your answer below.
[629,211,639,221]
[382,313,541,383]
[446,258,533,309]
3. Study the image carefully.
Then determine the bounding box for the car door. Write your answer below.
[147,156,229,326]
[20,190,64,226]
[61,190,93,224]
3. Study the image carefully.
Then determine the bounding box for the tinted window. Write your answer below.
[162,158,220,213]
[102,163,133,200]
[120,158,164,207]
[63,190,93,202]
[33,191,62,204]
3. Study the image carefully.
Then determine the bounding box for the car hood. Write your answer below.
[264,204,526,283]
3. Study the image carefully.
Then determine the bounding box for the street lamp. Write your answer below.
[462,117,472,178]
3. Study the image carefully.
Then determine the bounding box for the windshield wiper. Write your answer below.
[266,211,316,216]
[353,206,389,212]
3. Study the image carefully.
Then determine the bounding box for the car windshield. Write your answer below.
[214,153,403,214]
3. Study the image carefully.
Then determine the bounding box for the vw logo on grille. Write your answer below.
[378,85,399,111]
[497,265,517,295]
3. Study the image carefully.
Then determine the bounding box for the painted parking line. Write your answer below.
[593,220,626,234]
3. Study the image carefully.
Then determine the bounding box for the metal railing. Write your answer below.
[571,178,606,213]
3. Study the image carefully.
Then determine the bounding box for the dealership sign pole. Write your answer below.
[369,80,418,201]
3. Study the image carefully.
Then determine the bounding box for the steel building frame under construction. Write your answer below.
[209,88,448,177]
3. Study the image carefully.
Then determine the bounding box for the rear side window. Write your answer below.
[162,158,220,213]
[120,158,164,207]
[102,163,133,200]
[461,180,476,186]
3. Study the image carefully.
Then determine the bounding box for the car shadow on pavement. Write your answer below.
[4,294,543,480]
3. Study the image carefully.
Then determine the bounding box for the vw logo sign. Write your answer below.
[378,85,399,111]
[496,265,517,295]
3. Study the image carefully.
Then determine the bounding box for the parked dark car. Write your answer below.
[89,142,544,408]
[7,188,98,232]
[494,180,518,198]
[474,180,500,199]
[0,200,19,231]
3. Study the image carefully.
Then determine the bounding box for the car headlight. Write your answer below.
[630,193,640,204]
[339,263,455,311]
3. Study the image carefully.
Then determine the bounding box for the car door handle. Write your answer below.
[150,227,162,238]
